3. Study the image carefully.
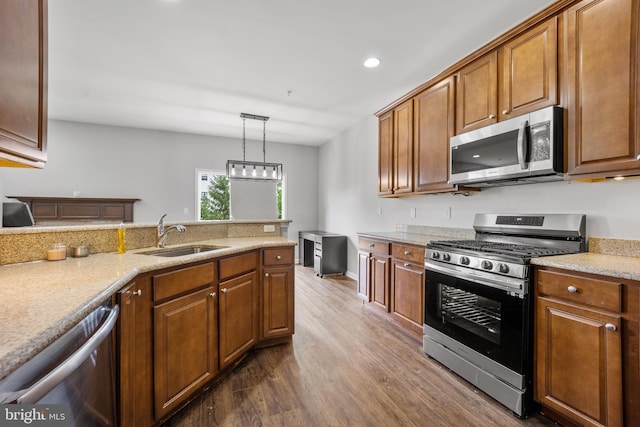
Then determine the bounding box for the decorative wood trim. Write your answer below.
[9,196,140,223]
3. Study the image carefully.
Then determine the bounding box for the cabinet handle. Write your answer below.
[265,273,269,277]
[403,262,410,267]
[132,289,142,296]
[502,109,509,115]
[210,292,216,298]
[637,154,640,160]
[605,323,617,332]
[221,288,228,294]
[567,286,578,293]
[488,114,495,119]
[276,255,282,260]
[369,244,375,247]
[403,251,411,256]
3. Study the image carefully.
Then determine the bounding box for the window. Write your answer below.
[196,169,285,220]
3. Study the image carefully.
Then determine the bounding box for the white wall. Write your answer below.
[0,120,319,242]
[319,115,640,276]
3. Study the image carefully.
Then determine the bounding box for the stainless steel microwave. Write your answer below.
[449,106,564,187]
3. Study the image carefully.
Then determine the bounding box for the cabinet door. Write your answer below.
[413,76,456,193]
[393,99,414,195]
[357,251,371,301]
[391,260,425,332]
[219,271,258,369]
[456,51,498,134]
[378,111,394,196]
[565,0,640,177]
[154,287,218,420]
[535,297,623,427]
[118,278,154,427]
[500,17,558,119]
[0,0,47,168]
[262,265,294,339]
[370,254,390,311]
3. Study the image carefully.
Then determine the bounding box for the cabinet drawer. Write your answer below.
[391,243,424,264]
[263,247,294,266]
[153,263,215,302]
[536,269,622,313]
[219,251,258,281]
[358,238,390,255]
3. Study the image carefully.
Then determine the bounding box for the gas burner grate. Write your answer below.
[429,240,576,257]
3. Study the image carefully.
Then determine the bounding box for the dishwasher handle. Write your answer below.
[14,304,119,404]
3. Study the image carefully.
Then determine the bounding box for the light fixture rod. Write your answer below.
[240,112,269,122]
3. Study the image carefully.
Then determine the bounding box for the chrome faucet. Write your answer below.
[157,214,186,248]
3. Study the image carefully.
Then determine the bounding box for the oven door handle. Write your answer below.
[10,305,119,404]
[425,261,525,296]
[517,119,529,170]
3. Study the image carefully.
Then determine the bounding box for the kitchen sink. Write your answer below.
[137,245,229,257]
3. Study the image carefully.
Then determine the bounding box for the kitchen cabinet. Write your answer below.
[11,196,140,224]
[378,100,414,197]
[261,247,295,340]
[378,110,394,196]
[218,251,259,369]
[564,0,640,179]
[456,51,498,134]
[0,0,48,168]
[117,278,154,427]
[152,262,218,420]
[358,237,391,311]
[413,76,457,193]
[534,267,640,427]
[390,243,425,334]
[456,17,558,134]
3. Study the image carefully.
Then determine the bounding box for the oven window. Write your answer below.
[440,285,501,345]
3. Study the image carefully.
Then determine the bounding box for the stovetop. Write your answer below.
[427,239,579,258]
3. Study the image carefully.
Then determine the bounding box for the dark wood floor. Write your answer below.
[163,265,560,427]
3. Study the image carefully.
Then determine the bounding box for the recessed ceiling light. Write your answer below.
[364,57,381,68]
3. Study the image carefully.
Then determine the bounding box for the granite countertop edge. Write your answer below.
[0,236,296,381]
[531,252,640,281]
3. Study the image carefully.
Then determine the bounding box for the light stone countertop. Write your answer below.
[531,252,640,281]
[0,236,295,381]
[356,231,472,247]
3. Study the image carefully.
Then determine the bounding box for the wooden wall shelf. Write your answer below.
[10,196,140,224]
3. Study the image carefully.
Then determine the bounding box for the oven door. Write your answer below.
[424,267,529,374]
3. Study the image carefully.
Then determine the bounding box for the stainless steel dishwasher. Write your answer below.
[0,300,119,426]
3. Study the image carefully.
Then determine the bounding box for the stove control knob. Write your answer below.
[481,260,493,270]
[431,251,440,260]
[460,256,470,265]
[498,263,509,274]
[442,253,451,262]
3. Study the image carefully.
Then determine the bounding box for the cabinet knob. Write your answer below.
[276,255,282,260]
[567,286,578,293]
[369,244,375,247]
[132,289,142,296]
[403,262,410,267]
[403,251,411,256]
[605,323,617,332]
[502,109,509,115]
[488,114,495,119]
[637,154,640,160]
[210,292,216,298]
[265,273,269,277]
[221,288,228,294]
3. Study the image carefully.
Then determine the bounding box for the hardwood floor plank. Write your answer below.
[163,266,558,427]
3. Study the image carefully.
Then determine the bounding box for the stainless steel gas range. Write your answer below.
[423,213,586,418]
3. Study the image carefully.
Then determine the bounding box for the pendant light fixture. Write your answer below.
[226,113,283,181]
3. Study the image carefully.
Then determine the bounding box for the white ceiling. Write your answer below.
[47,0,556,146]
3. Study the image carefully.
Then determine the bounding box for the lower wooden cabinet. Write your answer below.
[219,270,258,369]
[261,247,295,340]
[117,246,295,426]
[534,267,640,427]
[391,260,425,333]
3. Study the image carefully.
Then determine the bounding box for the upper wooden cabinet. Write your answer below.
[565,0,640,178]
[0,0,48,168]
[456,17,558,134]
[413,76,457,193]
[456,51,498,134]
[378,100,414,197]
[499,17,558,119]
[378,111,394,196]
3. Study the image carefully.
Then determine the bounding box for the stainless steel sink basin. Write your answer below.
[137,245,229,257]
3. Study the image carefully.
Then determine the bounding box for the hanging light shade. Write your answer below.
[226,113,283,181]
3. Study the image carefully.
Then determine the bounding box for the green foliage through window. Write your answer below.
[200,175,230,220]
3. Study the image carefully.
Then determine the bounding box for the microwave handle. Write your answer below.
[517,120,528,169]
